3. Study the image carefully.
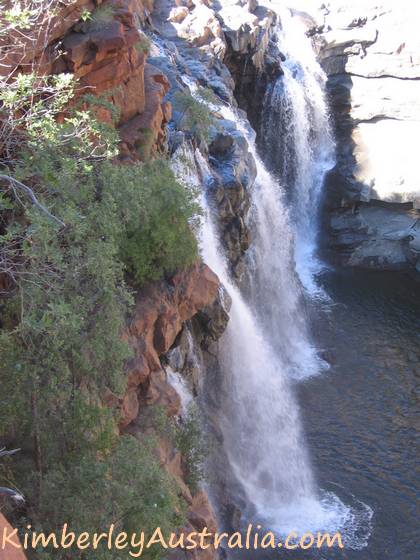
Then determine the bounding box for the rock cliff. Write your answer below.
[9,0,409,556]
[311,0,420,270]
[1,0,170,161]
[118,261,223,429]
[149,0,280,278]
[1,2,241,556]
[121,261,229,560]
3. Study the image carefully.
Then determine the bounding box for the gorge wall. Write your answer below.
[0,2,229,557]
[310,0,420,271]
[0,1,279,557]
[1,0,171,161]
[2,0,418,558]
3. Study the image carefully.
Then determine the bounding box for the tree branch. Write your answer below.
[0,174,66,227]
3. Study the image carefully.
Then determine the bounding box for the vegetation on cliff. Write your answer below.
[0,31,199,557]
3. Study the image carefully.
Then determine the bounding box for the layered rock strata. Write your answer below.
[1,0,170,161]
[311,1,420,270]
[120,261,229,560]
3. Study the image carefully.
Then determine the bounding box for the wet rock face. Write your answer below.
[119,261,222,428]
[312,1,420,270]
[208,125,256,278]
[221,4,281,131]
[164,285,231,396]
[150,0,280,278]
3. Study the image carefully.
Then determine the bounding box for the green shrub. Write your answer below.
[139,403,208,495]
[173,88,216,142]
[29,436,184,559]
[116,161,198,285]
[174,404,208,493]
[83,4,115,32]
[0,70,197,554]
[136,127,155,160]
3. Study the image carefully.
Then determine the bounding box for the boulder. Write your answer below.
[188,489,218,533]
[328,204,420,270]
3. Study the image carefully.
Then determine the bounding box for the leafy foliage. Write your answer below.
[29,436,184,559]
[140,402,209,495]
[117,162,198,285]
[173,88,216,142]
[174,404,208,493]
[1,1,45,31]
[82,4,116,32]
[0,69,198,556]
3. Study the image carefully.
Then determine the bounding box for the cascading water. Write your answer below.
[166,12,372,546]
[260,5,335,295]
[173,142,346,537]
[195,149,320,532]
[219,106,326,380]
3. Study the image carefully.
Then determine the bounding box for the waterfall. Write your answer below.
[168,12,371,543]
[219,106,327,380]
[195,149,322,532]
[173,142,339,535]
[260,6,335,295]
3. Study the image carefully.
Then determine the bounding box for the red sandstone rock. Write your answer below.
[154,438,219,560]
[157,436,193,503]
[0,0,101,77]
[2,5,221,556]
[189,489,218,533]
[121,387,140,425]
[119,261,220,428]
[142,369,181,415]
[1,0,167,158]
[0,514,26,560]
[119,63,172,159]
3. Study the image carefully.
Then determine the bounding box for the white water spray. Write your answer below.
[220,105,326,380]
[169,23,371,544]
[260,5,335,295]
[173,144,339,534]
[196,149,322,530]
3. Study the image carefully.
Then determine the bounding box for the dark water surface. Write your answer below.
[300,269,419,560]
[229,269,419,560]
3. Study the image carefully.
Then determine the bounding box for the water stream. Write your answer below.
[194,10,362,541]
[260,7,335,295]
[164,4,417,556]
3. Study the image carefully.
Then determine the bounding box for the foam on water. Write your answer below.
[169,19,372,546]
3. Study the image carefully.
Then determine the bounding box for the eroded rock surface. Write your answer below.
[120,261,229,560]
[116,261,222,427]
[1,0,170,160]
[149,0,281,277]
[310,0,420,270]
